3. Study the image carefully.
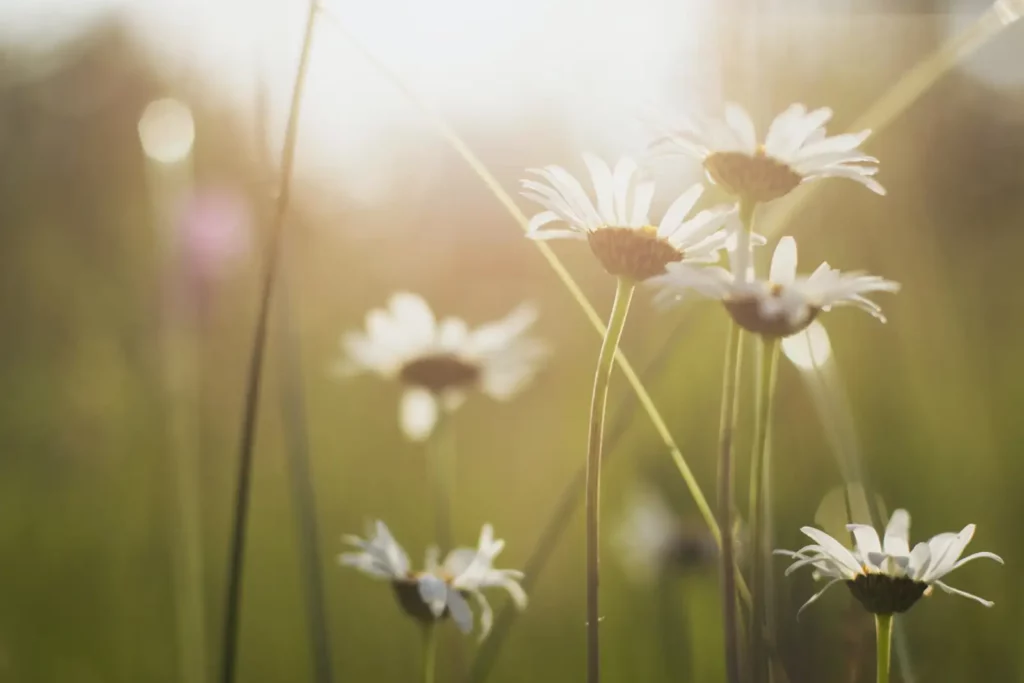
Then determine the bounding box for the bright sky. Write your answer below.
[0,0,720,201]
[1,0,1019,203]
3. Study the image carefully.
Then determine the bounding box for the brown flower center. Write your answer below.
[723,288,819,338]
[703,150,802,203]
[586,226,682,282]
[391,576,470,624]
[399,354,481,393]
[846,574,928,615]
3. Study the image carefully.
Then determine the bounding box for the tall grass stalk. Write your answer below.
[585,278,634,683]
[220,3,319,682]
[254,59,337,683]
[748,337,780,683]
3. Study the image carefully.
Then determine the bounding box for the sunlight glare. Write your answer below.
[781,320,833,371]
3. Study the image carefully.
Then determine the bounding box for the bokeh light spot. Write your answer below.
[138,98,195,164]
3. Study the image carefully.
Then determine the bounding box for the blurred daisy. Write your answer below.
[521,155,736,282]
[336,293,547,441]
[340,520,527,639]
[652,235,899,338]
[651,103,884,203]
[613,487,717,584]
[776,509,1003,617]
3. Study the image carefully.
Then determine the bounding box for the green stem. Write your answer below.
[428,415,456,553]
[716,320,744,683]
[423,625,438,683]
[876,613,893,683]
[749,338,780,683]
[586,277,635,683]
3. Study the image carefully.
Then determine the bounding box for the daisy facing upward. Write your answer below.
[651,103,884,204]
[522,154,736,283]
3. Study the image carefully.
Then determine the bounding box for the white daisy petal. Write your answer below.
[799,527,862,575]
[847,524,882,558]
[399,388,439,442]
[611,158,639,224]
[583,154,617,225]
[447,589,475,633]
[724,103,757,154]
[883,509,911,558]
[526,229,589,241]
[952,551,1004,570]
[417,575,449,617]
[796,577,845,620]
[657,184,704,238]
[933,580,994,608]
[630,181,656,227]
[769,237,799,286]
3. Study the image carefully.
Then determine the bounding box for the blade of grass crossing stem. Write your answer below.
[220,3,319,683]
[318,6,729,581]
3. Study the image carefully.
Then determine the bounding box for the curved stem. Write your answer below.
[586,277,635,683]
[717,320,744,683]
[219,3,319,683]
[423,625,438,683]
[875,613,893,683]
[749,337,780,683]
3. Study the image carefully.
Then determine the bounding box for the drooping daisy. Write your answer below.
[651,103,884,203]
[336,293,547,441]
[340,520,527,639]
[521,154,736,282]
[776,509,1003,617]
[613,487,717,584]
[652,235,900,338]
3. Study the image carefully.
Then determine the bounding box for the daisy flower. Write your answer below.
[340,520,527,639]
[776,509,1004,617]
[613,487,717,584]
[651,103,884,203]
[521,154,736,282]
[336,293,547,441]
[652,234,900,338]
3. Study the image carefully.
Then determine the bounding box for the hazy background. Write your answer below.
[0,0,1023,681]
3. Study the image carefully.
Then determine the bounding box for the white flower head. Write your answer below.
[614,487,717,584]
[651,103,884,203]
[336,293,548,441]
[340,521,527,640]
[776,509,1004,617]
[651,233,900,338]
[521,154,736,282]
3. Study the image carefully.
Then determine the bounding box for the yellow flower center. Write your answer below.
[586,226,683,282]
[703,150,803,203]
